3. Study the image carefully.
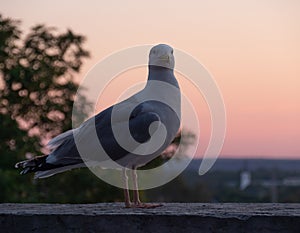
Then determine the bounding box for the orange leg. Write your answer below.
[132,169,141,205]
[122,168,131,208]
[131,168,163,209]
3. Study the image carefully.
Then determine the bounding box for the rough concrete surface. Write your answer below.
[0,203,299,233]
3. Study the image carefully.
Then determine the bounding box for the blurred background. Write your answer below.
[0,0,299,203]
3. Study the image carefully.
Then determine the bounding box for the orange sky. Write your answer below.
[2,0,300,158]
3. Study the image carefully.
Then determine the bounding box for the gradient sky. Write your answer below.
[2,0,300,158]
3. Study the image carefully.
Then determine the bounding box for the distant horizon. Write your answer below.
[194,156,300,160]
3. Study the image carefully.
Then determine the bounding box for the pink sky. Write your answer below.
[2,0,300,158]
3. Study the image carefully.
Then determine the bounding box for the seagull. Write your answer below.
[15,44,181,208]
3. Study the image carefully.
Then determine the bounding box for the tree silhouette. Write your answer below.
[0,14,114,203]
[0,14,91,167]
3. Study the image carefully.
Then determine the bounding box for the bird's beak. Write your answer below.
[159,54,170,62]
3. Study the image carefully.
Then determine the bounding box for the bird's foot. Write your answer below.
[124,201,132,208]
[124,201,162,208]
[132,202,163,208]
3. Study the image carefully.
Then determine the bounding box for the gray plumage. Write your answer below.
[16,44,181,180]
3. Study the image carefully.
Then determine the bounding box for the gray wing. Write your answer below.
[46,95,161,165]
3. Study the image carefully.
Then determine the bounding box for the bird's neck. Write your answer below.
[147,65,179,88]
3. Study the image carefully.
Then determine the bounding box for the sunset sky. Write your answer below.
[2,0,300,158]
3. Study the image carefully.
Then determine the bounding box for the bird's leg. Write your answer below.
[131,168,163,208]
[132,168,141,205]
[122,168,131,208]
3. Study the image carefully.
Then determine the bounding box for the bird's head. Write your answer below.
[149,44,174,70]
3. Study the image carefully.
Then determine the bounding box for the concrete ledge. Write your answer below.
[1,203,300,233]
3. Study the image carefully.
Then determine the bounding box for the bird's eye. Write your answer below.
[152,50,156,54]
[171,50,173,54]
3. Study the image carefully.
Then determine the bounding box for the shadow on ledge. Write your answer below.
[1,203,300,233]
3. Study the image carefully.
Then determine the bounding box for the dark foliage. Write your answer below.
[0,14,115,202]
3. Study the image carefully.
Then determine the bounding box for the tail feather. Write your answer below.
[15,155,85,179]
[15,155,48,174]
[47,129,73,151]
[34,163,86,179]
